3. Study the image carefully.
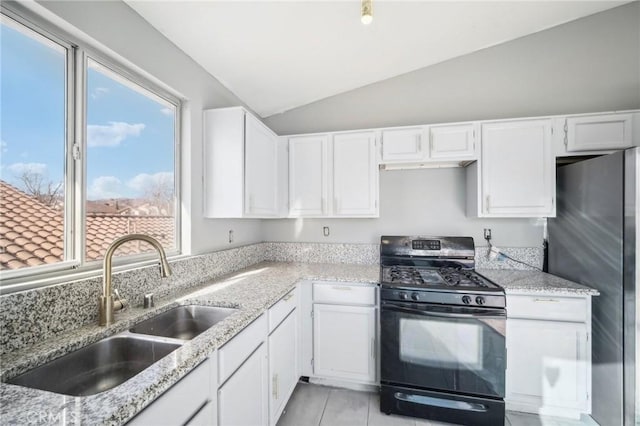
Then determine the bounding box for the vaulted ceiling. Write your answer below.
[126,1,627,118]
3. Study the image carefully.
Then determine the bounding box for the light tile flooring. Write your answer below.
[277,383,599,426]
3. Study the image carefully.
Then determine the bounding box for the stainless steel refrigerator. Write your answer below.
[548,147,638,426]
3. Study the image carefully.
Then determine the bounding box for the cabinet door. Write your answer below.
[380,128,424,162]
[268,311,298,426]
[203,108,245,218]
[129,358,212,425]
[481,120,554,217]
[429,123,477,160]
[245,114,279,216]
[313,304,375,383]
[289,135,328,216]
[332,132,378,217]
[506,319,589,414]
[566,113,633,152]
[218,343,268,426]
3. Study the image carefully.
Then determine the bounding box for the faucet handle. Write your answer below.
[143,293,155,309]
[113,289,128,312]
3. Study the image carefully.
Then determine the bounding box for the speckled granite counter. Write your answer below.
[478,269,600,296]
[1,262,596,425]
[0,262,378,426]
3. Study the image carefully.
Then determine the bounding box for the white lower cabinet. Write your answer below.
[218,343,269,426]
[506,294,591,419]
[313,303,376,383]
[128,357,215,426]
[268,311,298,425]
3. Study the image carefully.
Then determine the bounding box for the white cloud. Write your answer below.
[1,140,7,153]
[91,87,109,100]
[7,162,48,175]
[87,122,145,147]
[128,172,174,193]
[160,108,174,117]
[88,176,122,200]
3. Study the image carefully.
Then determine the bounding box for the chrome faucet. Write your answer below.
[99,234,172,326]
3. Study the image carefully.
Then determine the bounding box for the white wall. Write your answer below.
[265,2,640,135]
[32,0,263,255]
[263,167,544,247]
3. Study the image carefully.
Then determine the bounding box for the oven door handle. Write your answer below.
[382,302,506,319]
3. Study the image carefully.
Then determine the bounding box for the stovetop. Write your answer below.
[381,265,503,292]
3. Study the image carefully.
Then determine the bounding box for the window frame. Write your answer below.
[0,4,182,292]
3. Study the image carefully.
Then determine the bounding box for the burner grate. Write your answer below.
[439,267,490,288]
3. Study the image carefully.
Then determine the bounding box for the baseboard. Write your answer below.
[308,376,379,392]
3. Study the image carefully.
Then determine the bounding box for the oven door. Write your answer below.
[381,300,506,398]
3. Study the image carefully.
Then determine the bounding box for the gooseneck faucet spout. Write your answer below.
[99,234,172,326]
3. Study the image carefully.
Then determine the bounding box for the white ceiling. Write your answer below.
[126,1,627,118]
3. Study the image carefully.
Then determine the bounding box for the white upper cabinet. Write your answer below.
[380,128,424,162]
[288,131,378,217]
[379,123,478,165]
[332,132,379,217]
[565,113,633,152]
[289,135,328,217]
[203,107,283,218]
[428,123,477,160]
[468,119,554,217]
[245,113,279,216]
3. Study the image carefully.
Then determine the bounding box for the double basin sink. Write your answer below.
[7,305,237,396]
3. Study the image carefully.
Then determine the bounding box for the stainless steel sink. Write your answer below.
[7,335,180,396]
[130,305,237,340]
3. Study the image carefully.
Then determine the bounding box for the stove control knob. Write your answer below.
[476,296,485,305]
[411,293,420,301]
[399,292,408,300]
[462,295,472,304]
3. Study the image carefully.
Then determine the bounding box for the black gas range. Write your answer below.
[379,236,506,426]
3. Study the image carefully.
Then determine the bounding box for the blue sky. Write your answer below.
[1,20,175,201]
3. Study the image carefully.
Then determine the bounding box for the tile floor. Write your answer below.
[276,382,599,426]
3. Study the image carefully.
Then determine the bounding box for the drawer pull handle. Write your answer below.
[332,286,352,291]
[283,293,295,301]
[533,298,559,303]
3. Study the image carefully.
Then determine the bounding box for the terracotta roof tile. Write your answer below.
[1,180,175,270]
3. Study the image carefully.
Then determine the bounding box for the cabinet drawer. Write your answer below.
[219,314,267,383]
[313,281,376,306]
[269,288,297,333]
[129,359,211,426]
[507,295,587,322]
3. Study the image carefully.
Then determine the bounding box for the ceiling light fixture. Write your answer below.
[361,0,373,25]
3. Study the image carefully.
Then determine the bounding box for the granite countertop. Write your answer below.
[0,262,378,426]
[0,262,596,425]
[478,269,600,296]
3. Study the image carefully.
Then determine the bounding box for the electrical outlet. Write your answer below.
[484,228,492,241]
[228,230,234,243]
[323,226,330,237]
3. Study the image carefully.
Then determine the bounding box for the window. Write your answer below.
[85,59,177,262]
[0,13,69,272]
[0,7,180,284]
